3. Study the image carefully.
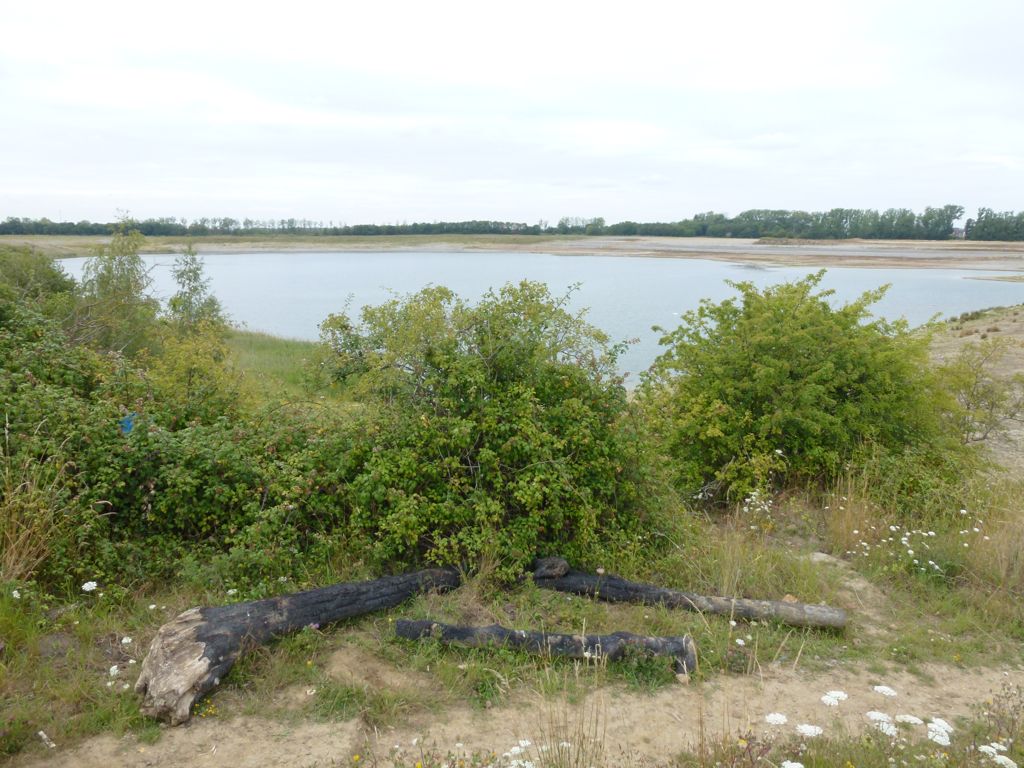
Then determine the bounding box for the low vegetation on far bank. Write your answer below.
[2,233,1023,765]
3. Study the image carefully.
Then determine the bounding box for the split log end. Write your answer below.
[134,607,226,725]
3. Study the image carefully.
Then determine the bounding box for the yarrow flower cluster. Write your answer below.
[820,690,848,706]
[927,717,953,746]
[81,580,98,593]
[501,739,535,768]
[873,684,898,697]
[765,712,788,726]
[795,723,823,738]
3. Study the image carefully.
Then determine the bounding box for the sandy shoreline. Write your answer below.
[9,234,1024,272]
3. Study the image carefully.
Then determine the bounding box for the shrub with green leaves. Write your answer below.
[319,281,650,578]
[640,271,957,499]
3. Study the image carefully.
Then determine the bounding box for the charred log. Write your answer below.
[533,558,846,630]
[395,618,698,675]
[136,568,460,725]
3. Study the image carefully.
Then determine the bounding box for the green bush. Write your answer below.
[319,281,651,578]
[640,271,956,500]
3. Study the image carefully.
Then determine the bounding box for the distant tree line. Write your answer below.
[4,204,1021,240]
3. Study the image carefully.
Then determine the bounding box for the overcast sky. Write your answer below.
[2,0,1022,225]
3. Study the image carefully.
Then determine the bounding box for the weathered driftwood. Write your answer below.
[395,619,698,674]
[532,557,846,630]
[136,569,460,725]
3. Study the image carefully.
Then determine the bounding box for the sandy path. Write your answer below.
[17,662,1022,768]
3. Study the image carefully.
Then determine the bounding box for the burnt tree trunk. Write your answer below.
[136,569,460,725]
[532,558,846,629]
[395,619,698,675]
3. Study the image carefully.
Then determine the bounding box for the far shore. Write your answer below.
[8,233,1024,272]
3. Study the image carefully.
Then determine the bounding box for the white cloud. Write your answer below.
[1,0,1022,221]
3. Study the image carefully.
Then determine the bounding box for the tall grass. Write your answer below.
[0,427,69,582]
[226,329,321,399]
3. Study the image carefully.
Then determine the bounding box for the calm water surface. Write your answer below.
[61,251,1024,379]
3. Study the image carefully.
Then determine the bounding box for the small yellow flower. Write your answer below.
[352,756,360,763]
[415,762,423,768]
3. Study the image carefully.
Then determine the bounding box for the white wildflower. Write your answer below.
[980,745,999,757]
[109,665,119,677]
[895,714,924,725]
[765,712,788,725]
[927,726,951,746]
[11,589,20,599]
[729,620,737,627]
[81,581,98,593]
[928,718,953,734]
[866,711,892,722]
[875,721,898,737]
[781,761,804,768]
[992,756,1018,768]
[928,730,950,746]
[795,723,823,738]
[508,746,522,756]
[226,588,238,595]
[148,604,157,610]
[121,636,132,645]
[990,743,1008,752]
[821,694,840,706]
[518,740,532,748]
[873,684,898,697]
[735,638,745,646]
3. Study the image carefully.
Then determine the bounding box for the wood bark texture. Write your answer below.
[395,618,698,674]
[135,568,460,725]
[532,557,846,629]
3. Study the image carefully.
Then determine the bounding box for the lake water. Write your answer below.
[60,251,1024,380]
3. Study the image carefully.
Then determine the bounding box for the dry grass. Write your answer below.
[0,438,69,582]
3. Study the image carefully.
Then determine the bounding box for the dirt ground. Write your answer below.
[17,651,1023,768]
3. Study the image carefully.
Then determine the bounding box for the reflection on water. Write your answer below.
[61,251,1024,380]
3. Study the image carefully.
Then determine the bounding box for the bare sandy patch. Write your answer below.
[17,664,1023,768]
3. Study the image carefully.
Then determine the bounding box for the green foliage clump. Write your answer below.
[165,244,225,331]
[319,281,650,578]
[0,245,75,315]
[73,228,159,355]
[939,337,1024,444]
[641,271,954,499]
